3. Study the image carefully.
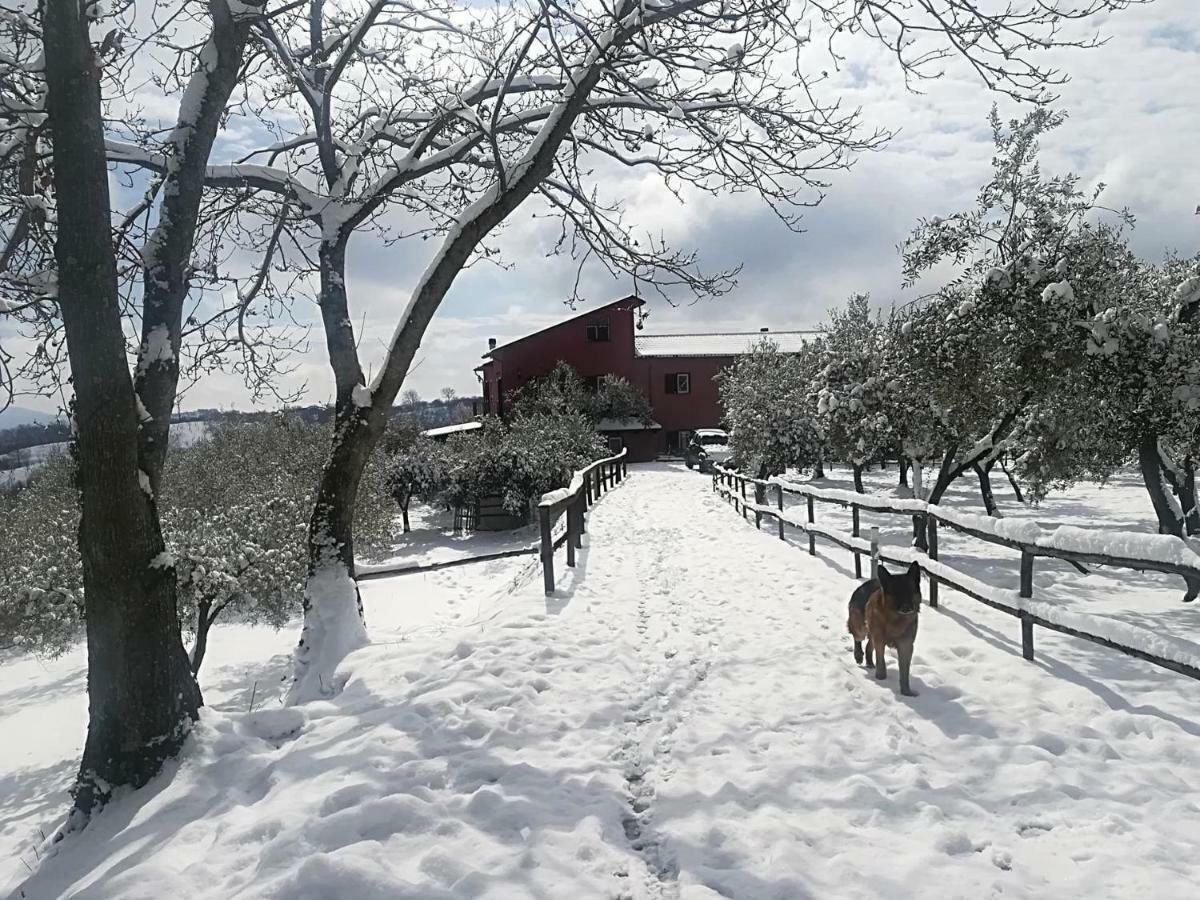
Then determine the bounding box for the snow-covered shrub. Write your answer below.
[445,413,605,517]
[812,295,895,490]
[160,415,393,672]
[717,339,824,477]
[1014,251,1200,531]
[0,415,394,670]
[508,361,653,425]
[890,106,1124,509]
[388,436,451,532]
[0,453,83,654]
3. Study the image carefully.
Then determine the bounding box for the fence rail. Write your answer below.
[711,464,1200,682]
[538,448,629,594]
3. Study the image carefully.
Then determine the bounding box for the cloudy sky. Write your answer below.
[13,1,1200,413]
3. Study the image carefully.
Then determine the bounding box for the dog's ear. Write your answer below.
[907,560,921,583]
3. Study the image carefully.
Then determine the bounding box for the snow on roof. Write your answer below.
[422,421,483,438]
[595,418,662,432]
[634,330,821,357]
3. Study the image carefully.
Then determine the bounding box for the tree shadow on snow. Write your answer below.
[935,604,1200,739]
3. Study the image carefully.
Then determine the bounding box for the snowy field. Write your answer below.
[359,503,538,575]
[5,463,1200,898]
[0,421,210,494]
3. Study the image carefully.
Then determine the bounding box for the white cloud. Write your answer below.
[15,1,1197,413]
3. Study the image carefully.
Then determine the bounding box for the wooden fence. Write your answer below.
[712,465,1200,682]
[538,448,629,594]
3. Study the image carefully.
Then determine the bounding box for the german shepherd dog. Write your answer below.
[847,562,921,696]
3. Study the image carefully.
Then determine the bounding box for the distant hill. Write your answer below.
[0,405,58,429]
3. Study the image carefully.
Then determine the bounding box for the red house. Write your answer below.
[475,295,819,462]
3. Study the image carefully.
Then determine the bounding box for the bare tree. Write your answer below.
[84,0,1141,701]
[1,1,302,429]
[0,0,315,823]
[40,0,204,823]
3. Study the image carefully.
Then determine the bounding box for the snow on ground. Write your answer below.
[6,464,1200,898]
[359,503,538,574]
[777,464,1200,648]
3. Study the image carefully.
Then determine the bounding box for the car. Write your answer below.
[684,429,733,472]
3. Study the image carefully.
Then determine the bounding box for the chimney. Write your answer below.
[487,337,497,351]
[760,327,769,333]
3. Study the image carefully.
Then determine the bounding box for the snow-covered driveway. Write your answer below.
[10,463,1200,899]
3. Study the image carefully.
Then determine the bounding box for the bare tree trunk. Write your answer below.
[288,238,384,703]
[401,499,411,533]
[898,457,909,488]
[974,460,1000,516]
[1183,458,1199,537]
[190,602,213,677]
[1159,446,1199,537]
[45,0,201,821]
[1139,436,1185,536]
[134,2,258,493]
[852,463,865,494]
[999,455,1025,504]
[1137,436,1200,601]
[291,48,620,701]
[813,458,825,479]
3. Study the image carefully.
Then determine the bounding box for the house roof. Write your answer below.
[478,295,644,364]
[634,330,822,358]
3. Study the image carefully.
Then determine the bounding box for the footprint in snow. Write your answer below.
[1016,819,1054,837]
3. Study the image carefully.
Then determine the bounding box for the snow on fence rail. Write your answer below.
[537,447,629,594]
[711,464,1200,682]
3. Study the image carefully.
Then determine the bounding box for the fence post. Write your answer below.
[1019,549,1035,660]
[622,455,628,478]
[754,480,763,530]
[851,504,862,579]
[869,528,879,580]
[540,505,555,595]
[585,470,593,507]
[577,491,586,537]
[775,483,785,540]
[806,495,816,555]
[740,476,748,520]
[566,505,576,568]
[927,516,939,609]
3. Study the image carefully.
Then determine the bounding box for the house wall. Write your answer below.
[600,429,661,463]
[479,298,643,417]
[640,356,735,451]
[478,298,738,457]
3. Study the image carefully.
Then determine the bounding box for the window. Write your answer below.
[664,372,691,395]
[585,321,610,342]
